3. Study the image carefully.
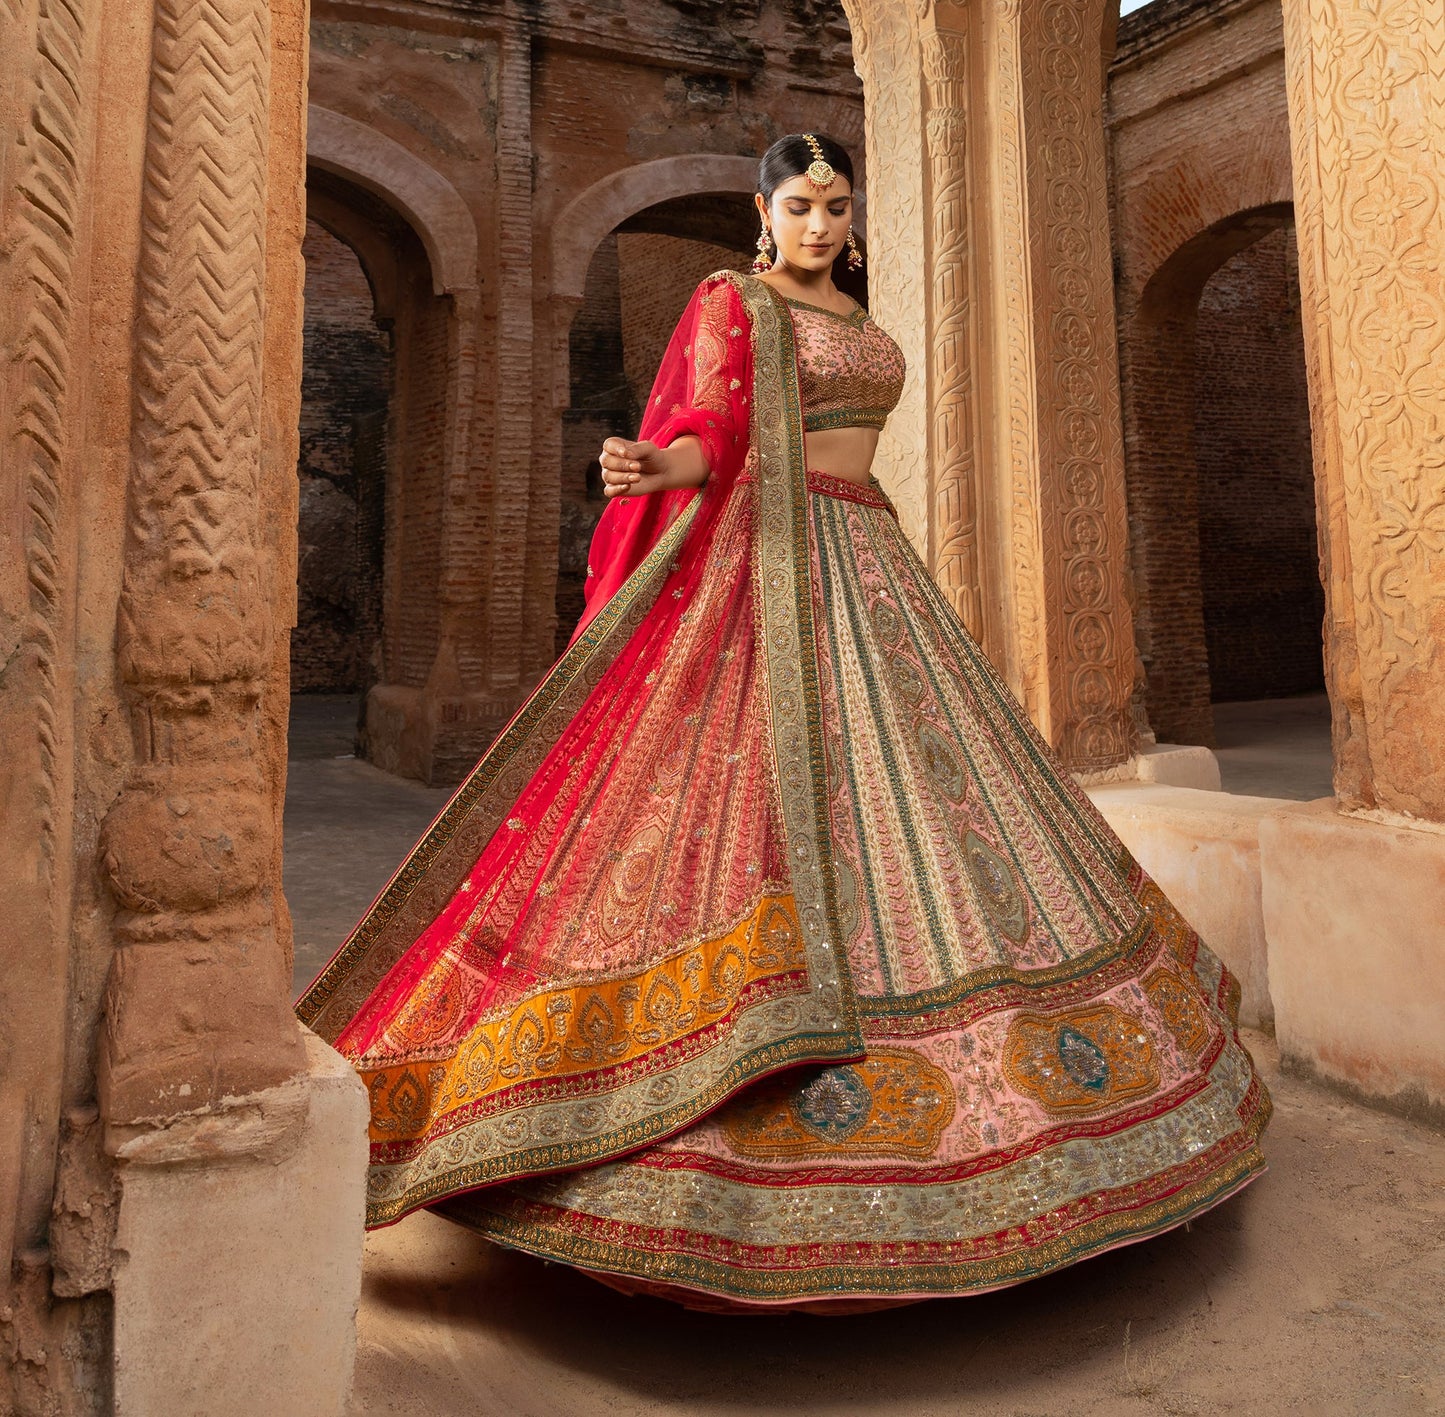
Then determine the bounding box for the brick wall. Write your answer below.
[294,219,390,692]
[1196,225,1323,701]
[385,265,449,688]
[1108,0,1303,740]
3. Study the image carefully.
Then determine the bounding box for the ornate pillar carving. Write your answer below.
[1004,0,1135,770]
[922,14,987,645]
[1281,0,1445,820]
[844,1,931,555]
[99,0,305,1123]
[848,0,1134,771]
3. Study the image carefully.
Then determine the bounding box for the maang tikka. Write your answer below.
[801,133,836,192]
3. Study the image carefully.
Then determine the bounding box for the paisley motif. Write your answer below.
[1002,1005,1161,1114]
[916,721,966,802]
[1144,965,1211,1056]
[964,830,1030,943]
[870,597,902,645]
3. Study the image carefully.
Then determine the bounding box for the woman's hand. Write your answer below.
[599,435,710,498]
[599,438,667,498]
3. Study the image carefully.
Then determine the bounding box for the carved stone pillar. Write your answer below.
[98,0,306,1125]
[1281,0,1445,821]
[847,0,1135,771]
[995,0,1135,770]
[922,16,987,645]
[846,2,931,557]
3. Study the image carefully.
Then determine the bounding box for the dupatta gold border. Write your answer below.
[721,271,862,1048]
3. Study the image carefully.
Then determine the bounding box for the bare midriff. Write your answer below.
[804,426,881,487]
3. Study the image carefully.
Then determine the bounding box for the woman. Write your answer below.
[298,133,1269,1312]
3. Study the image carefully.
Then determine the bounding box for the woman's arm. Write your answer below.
[598,433,708,498]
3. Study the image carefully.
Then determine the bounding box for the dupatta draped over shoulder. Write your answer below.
[298,272,867,1224]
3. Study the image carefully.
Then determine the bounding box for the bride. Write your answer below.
[298,132,1270,1312]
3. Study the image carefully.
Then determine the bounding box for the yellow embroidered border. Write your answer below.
[363,894,807,1146]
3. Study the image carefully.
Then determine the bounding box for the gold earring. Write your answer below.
[846,226,863,271]
[752,225,774,274]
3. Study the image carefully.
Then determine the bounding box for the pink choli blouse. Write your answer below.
[785,298,906,432]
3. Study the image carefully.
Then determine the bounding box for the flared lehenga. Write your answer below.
[299,270,1268,1311]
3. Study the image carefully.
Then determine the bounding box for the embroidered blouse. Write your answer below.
[785,297,906,433]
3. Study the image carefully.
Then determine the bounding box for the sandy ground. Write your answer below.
[283,697,1441,1415]
[343,1032,1443,1417]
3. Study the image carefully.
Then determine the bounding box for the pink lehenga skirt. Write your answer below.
[343,470,1271,1311]
[306,469,1268,1310]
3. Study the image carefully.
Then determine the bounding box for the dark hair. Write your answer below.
[757,133,855,201]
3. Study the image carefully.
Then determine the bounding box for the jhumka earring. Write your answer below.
[801,132,836,192]
[752,224,775,273]
[846,226,864,271]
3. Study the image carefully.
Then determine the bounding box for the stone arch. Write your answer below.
[1123,201,1305,742]
[550,154,763,303]
[1127,148,1295,306]
[299,132,485,779]
[306,105,478,296]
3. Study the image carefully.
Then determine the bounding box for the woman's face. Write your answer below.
[757,172,852,273]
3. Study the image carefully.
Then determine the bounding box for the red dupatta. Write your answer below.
[573,275,753,641]
[298,272,861,1228]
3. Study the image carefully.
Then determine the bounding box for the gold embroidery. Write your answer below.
[1144,965,1211,1056]
[1002,1005,1161,1114]
[721,1048,955,1159]
[362,893,807,1145]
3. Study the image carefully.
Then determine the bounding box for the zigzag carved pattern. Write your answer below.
[8,0,88,876]
[120,0,271,688]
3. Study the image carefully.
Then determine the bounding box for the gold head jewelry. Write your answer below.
[752,224,774,274]
[802,133,836,193]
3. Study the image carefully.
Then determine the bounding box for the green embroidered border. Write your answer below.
[722,271,863,1051]
[441,1134,1268,1303]
[803,406,891,433]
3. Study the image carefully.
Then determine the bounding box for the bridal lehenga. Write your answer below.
[298,271,1269,1311]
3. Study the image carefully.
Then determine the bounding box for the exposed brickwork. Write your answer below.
[1108,0,1308,743]
[1196,226,1323,701]
[385,261,449,689]
[295,219,389,692]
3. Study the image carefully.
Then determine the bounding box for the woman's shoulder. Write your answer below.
[696,269,753,297]
[691,270,758,324]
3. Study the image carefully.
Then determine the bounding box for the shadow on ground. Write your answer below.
[348,1036,1444,1417]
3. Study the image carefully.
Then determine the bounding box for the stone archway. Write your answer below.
[307,105,478,299]
[305,109,493,781]
[550,154,760,303]
[1124,201,1301,743]
[538,153,767,649]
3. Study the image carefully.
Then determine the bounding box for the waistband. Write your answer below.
[735,467,895,513]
